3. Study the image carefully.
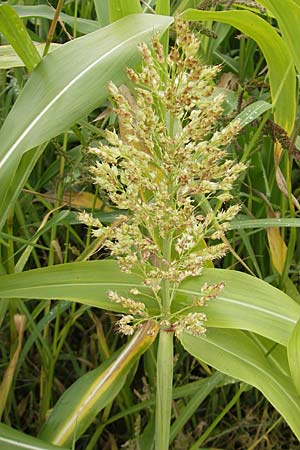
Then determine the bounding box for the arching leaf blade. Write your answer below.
[0,262,299,346]
[0,423,69,450]
[257,0,300,74]
[0,260,159,315]
[180,328,300,440]
[39,321,158,447]
[287,319,300,396]
[174,268,300,345]
[0,4,41,72]
[12,5,99,34]
[181,8,296,134]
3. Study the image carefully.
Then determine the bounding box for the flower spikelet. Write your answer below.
[81,18,247,326]
[175,312,207,337]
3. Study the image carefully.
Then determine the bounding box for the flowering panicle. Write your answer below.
[80,19,246,337]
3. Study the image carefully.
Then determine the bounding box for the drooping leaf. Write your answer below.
[0,260,159,315]
[257,0,300,74]
[39,321,158,447]
[12,5,99,35]
[266,210,287,274]
[181,8,296,134]
[235,100,271,128]
[287,319,300,396]
[108,0,142,23]
[229,217,300,230]
[0,262,299,346]
[0,14,173,231]
[0,43,60,69]
[0,423,69,450]
[180,328,300,440]
[0,4,41,72]
[173,268,300,346]
[0,315,26,419]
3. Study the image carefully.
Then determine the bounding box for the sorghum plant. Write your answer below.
[80,18,246,449]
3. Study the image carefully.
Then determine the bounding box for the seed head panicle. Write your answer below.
[80,18,246,335]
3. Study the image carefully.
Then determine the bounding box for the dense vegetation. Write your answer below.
[0,1,300,449]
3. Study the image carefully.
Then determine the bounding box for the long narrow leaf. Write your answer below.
[0,261,299,346]
[180,328,300,440]
[0,145,47,233]
[93,0,110,27]
[287,319,300,396]
[229,217,300,229]
[109,0,142,22]
[0,423,69,450]
[12,5,99,35]
[181,9,296,134]
[174,268,300,345]
[257,0,300,74]
[235,100,271,128]
[0,14,173,231]
[0,260,159,315]
[0,44,60,70]
[0,4,41,72]
[39,321,158,447]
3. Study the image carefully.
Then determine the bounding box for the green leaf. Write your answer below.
[0,262,299,346]
[0,423,69,450]
[0,260,159,315]
[0,43,60,69]
[229,217,300,230]
[0,14,173,231]
[156,0,171,15]
[180,328,300,440]
[108,0,142,23]
[174,268,300,345]
[12,5,99,35]
[39,321,158,447]
[169,371,226,443]
[0,4,41,72]
[257,0,300,74]
[287,319,300,396]
[181,8,296,134]
[0,145,47,236]
[235,100,271,128]
[93,0,110,27]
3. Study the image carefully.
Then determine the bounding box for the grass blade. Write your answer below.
[174,268,300,345]
[0,44,60,70]
[109,0,142,22]
[0,262,299,346]
[0,260,159,315]
[287,319,300,396]
[181,8,296,134]
[0,4,41,72]
[229,217,300,229]
[39,321,158,447]
[12,5,99,35]
[0,423,69,450]
[180,328,300,440]
[258,0,300,74]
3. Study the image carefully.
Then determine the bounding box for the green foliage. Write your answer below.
[0,4,41,72]
[181,8,296,133]
[0,13,172,232]
[0,1,300,449]
[0,423,70,450]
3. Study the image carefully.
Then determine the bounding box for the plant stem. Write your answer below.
[155,330,173,450]
[155,236,173,450]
